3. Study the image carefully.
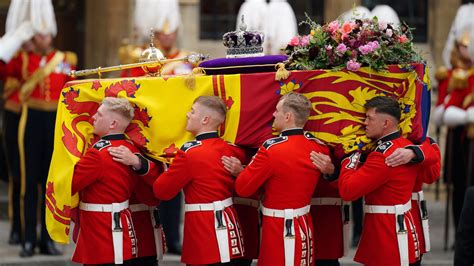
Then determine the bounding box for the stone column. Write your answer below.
[324,0,361,22]
[429,0,461,67]
[84,0,134,73]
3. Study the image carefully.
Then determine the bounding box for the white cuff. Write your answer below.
[443,106,467,126]
[433,105,445,126]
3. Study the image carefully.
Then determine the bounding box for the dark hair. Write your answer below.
[364,96,401,121]
[280,92,312,127]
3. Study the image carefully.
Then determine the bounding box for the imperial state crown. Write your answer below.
[223,16,264,58]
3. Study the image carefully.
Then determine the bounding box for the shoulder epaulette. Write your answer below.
[64,51,77,66]
[374,141,393,154]
[180,140,201,152]
[449,68,469,90]
[435,66,448,81]
[93,139,111,151]
[262,136,287,149]
[304,132,326,145]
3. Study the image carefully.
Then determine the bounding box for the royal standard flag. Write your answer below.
[46,63,430,243]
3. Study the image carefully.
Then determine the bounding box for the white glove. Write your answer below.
[467,106,474,124]
[0,21,35,62]
[443,106,467,127]
[432,104,445,127]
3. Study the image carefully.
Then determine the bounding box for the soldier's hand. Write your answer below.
[108,145,141,169]
[221,156,244,177]
[310,151,335,175]
[385,147,415,167]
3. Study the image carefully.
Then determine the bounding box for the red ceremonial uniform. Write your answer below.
[233,193,260,260]
[129,160,165,259]
[152,131,246,265]
[71,134,140,265]
[236,129,330,266]
[15,49,76,249]
[436,69,452,107]
[339,131,420,266]
[311,177,346,260]
[410,137,441,255]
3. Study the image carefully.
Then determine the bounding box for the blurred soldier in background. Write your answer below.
[0,0,77,257]
[0,0,36,247]
[119,0,194,78]
[265,0,297,55]
[436,5,474,249]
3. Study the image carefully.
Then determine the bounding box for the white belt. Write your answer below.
[233,197,260,208]
[79,200,129,264]
[411,191,430,252]
[184,197,233,212]
[311,198,350,256]
[261,205,310,218]
[261,205,310,266]
[364,200,411,266]
[364,200,411,214]
[79,200,129,212]
[185,197,233,263]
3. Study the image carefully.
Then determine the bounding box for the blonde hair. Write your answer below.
[194,96,227,120]
[280,92,312,127]
[101,97,134,123]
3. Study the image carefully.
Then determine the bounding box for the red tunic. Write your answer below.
[71,134,140,264]
[436,70,451,106]
[339,131,420,266]
[311,177,345,260]
[445,70,474,109]
[152,131,246,265]
[20,50,76,110]
[1,52,23,113]
[130,161,164,258]
[410,137,441,255]
[236,129,330,266]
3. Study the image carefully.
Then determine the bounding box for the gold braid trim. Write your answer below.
[20,51,65,102]
[448,68,471,91]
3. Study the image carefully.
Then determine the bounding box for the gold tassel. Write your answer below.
[275,63,290,81]
[184,67,206,90]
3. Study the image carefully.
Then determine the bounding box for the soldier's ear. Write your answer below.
[201,115,210,125]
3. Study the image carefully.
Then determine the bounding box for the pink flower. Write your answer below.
[289,36,300,46]
[359,41,380,55]
[300,35,310,47]
[336,43,347,55]
[369,41,380,49]
[346,59,361,71]
[325,44,333,50]
[340,21,355,37]
[379,21,387,30]
[358,45,371,55]
[398,34,408,43]
[385,29,393,37]
[328,20,340,33]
